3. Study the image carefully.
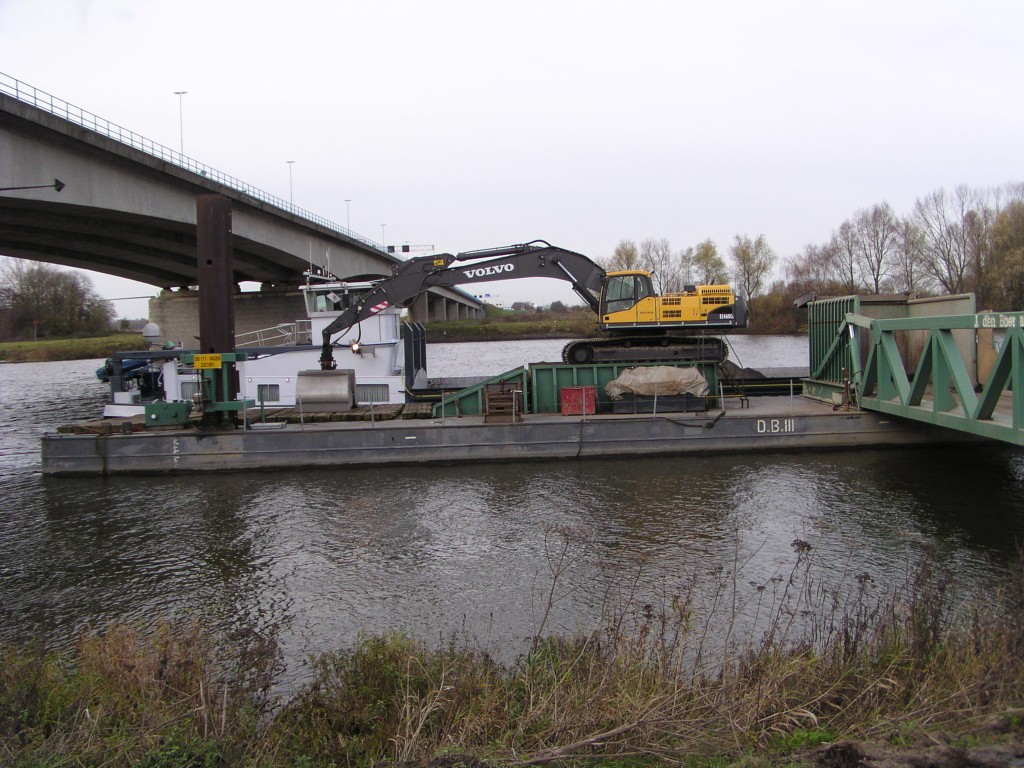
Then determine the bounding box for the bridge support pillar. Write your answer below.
[408,294,430,324]
[429,295,448,322]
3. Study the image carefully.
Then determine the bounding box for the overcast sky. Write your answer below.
[3,0,1024,318]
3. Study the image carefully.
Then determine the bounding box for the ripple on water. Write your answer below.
[2,352,1023,683]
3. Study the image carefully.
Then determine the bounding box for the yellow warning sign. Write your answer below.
[433,258,446,268]
[193,353,222,369]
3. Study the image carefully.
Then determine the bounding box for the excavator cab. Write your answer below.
[600,271,655,318]
[600,269,745,332]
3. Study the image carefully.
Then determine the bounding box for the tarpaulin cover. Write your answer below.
[605,366,709,399]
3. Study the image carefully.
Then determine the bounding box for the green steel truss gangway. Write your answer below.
[804,294,1024,445]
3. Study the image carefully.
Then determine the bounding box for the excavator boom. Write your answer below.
[318,240,747,370]
[319,241,603,369]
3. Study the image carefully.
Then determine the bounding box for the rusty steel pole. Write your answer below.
[196,194,238,427]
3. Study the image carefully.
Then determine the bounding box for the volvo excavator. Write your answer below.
[318,240,747,371]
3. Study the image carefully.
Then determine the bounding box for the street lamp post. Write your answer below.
[173,91,187,155]
[345,199,352,231]
[380,224,386,247]
[286,160,295,204]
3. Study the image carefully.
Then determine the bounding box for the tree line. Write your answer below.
[600,182,1024,332]
[3,181,1022,340]
[0,258,114,341]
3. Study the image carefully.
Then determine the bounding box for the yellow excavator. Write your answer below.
[319,240,747,370]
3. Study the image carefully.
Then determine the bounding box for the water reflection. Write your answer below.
[6,444,1022,670]
[2,354,1024,684]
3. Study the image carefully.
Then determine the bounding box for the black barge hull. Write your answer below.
[41,396,980,477]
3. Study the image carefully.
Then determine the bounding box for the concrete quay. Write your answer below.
[41,396,980,477]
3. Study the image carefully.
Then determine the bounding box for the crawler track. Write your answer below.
[561,336,728,364]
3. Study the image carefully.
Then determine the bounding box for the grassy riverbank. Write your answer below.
[0,316,598,362]
[0,309,766,362]
[0,333,144,363]
[3,548,1023,767]
[424,308,601,343]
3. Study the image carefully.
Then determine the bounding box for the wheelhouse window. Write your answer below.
[307,287,368,314]
[257,384,280,403]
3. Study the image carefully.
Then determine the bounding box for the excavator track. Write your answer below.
[560,336,728,365]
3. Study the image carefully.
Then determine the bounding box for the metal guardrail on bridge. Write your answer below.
[0,72,384,254]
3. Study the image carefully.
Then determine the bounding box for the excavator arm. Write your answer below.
[319,240,605,369]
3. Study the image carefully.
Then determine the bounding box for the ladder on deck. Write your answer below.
[483,382,524,423]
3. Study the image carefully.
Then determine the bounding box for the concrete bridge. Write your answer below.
[0,73,482,338]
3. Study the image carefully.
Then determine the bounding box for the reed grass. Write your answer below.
[2,545,1022,767]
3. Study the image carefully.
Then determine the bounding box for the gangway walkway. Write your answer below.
[802,293,1024,446]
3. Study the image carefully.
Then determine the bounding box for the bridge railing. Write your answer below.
[236,321,312,348]
[0,72,385,255]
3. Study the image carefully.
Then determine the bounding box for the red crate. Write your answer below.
[560,386,597,415]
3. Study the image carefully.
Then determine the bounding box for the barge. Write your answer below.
[51,279,998,477]
[41,392,977,477]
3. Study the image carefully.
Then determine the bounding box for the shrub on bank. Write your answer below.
[0,333,144,362]
[2,548,1023,766]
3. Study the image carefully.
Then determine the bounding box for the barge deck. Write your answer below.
[41,395,979,477]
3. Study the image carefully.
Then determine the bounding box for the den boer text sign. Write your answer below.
[976,313,1024,329]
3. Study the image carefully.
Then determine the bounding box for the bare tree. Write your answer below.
[690,238,728,285]
[891,219,930,294]
[831,221,862,293]
[639,238,678,293]
[730,234,776,309]
[912,186,977,294]
[855,203,901,293]
[0,257,114,340]
[785,242,844,296]
[605,240,641,271]
[677,246,695,285]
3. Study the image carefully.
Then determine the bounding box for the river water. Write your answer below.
[2,336,1024,684]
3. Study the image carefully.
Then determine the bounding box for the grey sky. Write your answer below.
[3,0,1023,317]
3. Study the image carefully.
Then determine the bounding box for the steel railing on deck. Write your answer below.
[0,72,385,254]
[845,311,1024,445]
[235,321,312,348]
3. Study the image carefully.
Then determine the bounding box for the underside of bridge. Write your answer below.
[0,80,482,319]
[0,198,304,289]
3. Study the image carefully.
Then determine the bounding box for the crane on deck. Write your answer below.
[318,240,747,370]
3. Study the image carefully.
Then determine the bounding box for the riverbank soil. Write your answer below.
[391,733,1024,768]
[812,732,1024,768]
[396,732,1024,768]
